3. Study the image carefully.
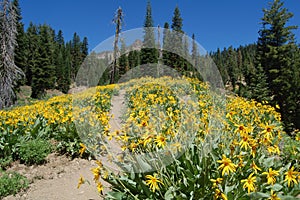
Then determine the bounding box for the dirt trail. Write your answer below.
[97,89,126,172]
[3,90,126,200]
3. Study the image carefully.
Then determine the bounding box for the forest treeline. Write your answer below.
[0,0,299,132]
[2,0,88,99]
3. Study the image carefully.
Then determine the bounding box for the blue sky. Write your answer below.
[19,0,300,52]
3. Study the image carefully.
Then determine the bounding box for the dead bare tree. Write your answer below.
[0,0,24,108]
[110,7,123,84]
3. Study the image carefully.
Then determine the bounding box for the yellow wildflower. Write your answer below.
[250,140,259,157]
[267,145,280,155]
[129,142,137,152]
[142,134,154,147]
[241,173,256,193]
[262,168,280,185]
[250,161,262,174]
[214,188,228,200]
[96,181,103,195]
[95,160,103,167]
[79,143,86,156]
[145,174,164,192]
[91,167,101,182]
[239,135,251,150]
[269,190,280,200]
[155,135,167,148]
[284,166,298,187]
[261,123,275,140]
[234,124,247,135]
[77,175,85,189]
[217,155,237,176]
[210,178,223,188]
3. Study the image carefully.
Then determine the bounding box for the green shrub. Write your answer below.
[0,156,13,170]
[18,139,52,165]
[0,171,29,198]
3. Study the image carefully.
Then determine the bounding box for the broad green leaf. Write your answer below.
[249,192,269,198]
[266,183,283,191]
[106,191,124,200]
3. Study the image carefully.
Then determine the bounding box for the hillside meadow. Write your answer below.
[0,76,300,199]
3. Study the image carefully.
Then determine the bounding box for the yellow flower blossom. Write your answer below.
[130,142,137,152]
[77,175,85,189]
[267,145,280,155]
[91,167,101,182]
[250,161,262,174]
[269,190,280,200]
[214,188,227,200]
[210,178,223,188]
[79,143,86,156]
[284,166,298,187]
[155,135,167,148]
[95,160,103,167]
[96,181,103,194]
[145,174,164,192]
[217,155,237,176]
[239,134,252,150]
[262,168,280,185]
[241,173,256,193]
[250,140,259,157]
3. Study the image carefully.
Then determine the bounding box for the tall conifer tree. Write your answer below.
[31,24,56,98]
[257,0,299,131]
[169,6,184,72]
[140,1,158,65]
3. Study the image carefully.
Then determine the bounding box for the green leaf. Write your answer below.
[224,184,236,195]
[266,183,283,192]
[262,157,275,168]
[106,191,125,200]
[164,186,175,200]
[135,155,152,172]
[278,194,299,200]
[249,192,269,198]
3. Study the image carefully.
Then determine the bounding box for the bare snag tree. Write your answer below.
[110,7,123,84]
[0,0,24,108]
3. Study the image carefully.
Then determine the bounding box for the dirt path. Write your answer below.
[3,90,126,200]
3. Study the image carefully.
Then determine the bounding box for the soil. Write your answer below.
[3,90,126,200]
[3,154,103,200]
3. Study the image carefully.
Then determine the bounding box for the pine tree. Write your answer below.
[248,64,270,102]
[140,1,158,65]
[70,32,81,81]
[25,22,39,86]
[128,50,140,69]
[212,48,229,84]
[62,41,72,93]
[31,24,56,98]
[54,30,71,93]
[257,0,299,131]
[169,6,184,72]
[81,36,88,57]
[162,22,172,67]
[225,46,238,91]
[0,0,24,108]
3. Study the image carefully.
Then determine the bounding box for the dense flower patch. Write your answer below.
[0,85,115,159]
[86,77,300,199]
[1,76,299,199]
